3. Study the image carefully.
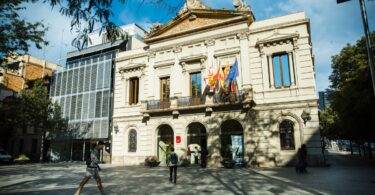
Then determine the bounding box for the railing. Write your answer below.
[177,96,205,107]
[144,90,247,111]
[147,99,171,110]
[213,90,245,104]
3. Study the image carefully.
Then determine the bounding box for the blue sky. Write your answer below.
[20,0,375,92]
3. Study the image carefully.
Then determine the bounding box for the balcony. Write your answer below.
[147,99,171,110]
[142,89,253,115]
[177,96,205,107]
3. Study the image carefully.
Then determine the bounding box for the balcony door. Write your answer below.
[190,72,202,105]
[160,77,170,109]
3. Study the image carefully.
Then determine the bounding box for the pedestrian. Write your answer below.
[194,146,199,165]
[296,144,308,173]
[75,141,106,195]
[168,147,178,184]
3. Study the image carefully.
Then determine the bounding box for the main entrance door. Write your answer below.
[220,120,244,165]
[157,124,174,165]
[187,122,207,167]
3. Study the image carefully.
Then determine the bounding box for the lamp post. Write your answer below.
[337,0,375,95]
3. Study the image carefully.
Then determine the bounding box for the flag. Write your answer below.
[207,63,220,89]
[225,58,239,88]
[219,61,230,90]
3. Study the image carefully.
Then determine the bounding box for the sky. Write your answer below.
[20,0,375,92]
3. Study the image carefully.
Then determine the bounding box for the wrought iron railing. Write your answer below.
[213,90,245,104]
[147,99,171,110]
[177,96,205,107]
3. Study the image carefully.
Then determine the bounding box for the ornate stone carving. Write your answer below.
[232,0,251,12]
[204,39,215,46]
[148,51,156,58]
[173,46,182,53]
[149,23,162,33]
[178,0,210,16]
[237,32,249,40]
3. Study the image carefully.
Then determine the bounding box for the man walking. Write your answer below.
[75,141,106,195]
[168,147,178,184]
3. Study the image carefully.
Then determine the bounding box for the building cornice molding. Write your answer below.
[118,63,146,77]
[214,47,240,58]
[154,60,175,69]
[250,19,309,35]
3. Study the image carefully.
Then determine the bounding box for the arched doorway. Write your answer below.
[187,122,207,167]
[220,120,244,165]
[157,124,174,165]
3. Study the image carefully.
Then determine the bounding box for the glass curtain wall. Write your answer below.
[50,51,114,140]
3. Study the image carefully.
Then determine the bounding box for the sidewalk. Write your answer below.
[0,153,374,195]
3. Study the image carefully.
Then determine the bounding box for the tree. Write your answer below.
[0,0,48,64]
[1,0,127,64]
[328,33,375,157]
[19,79,68,161]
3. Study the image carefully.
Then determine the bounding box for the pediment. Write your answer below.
[256,30,299,46]
[145,10,253,43]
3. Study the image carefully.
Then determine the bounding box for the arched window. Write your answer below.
[279,120,295,150]
[128,129,137,152]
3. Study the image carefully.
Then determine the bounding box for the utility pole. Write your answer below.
[359,0,375,96]
[337,0,375,95]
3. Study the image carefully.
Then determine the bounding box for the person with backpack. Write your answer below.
[168,147,178,184]
[75,141,106,195]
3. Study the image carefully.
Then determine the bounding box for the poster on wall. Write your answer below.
[231,135,243,164]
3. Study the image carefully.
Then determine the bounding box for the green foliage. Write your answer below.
[0,0,48,64]
[327,32,375,142]
[1,0,128,64]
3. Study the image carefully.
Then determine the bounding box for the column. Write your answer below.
[259,44,270,91]
[288,52,296,86]
[268,55,274,88]
[237,32,251,89]
[148,52,156,100]
[292,38,299,87]
[172,46,183,97]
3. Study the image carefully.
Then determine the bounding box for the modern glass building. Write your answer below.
[49,24,147,161]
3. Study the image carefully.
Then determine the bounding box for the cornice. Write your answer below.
[145,15,251,44]
[214,47,240,58]
[116,53,148,62]
[250,19,309,34]
[154,60,175,69]
[119,63,146,73]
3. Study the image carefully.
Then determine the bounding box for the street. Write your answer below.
[0,152,374,195]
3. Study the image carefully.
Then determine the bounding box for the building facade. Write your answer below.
[112,0,322,167]
[0,54,62,162]
[49,24,146,162]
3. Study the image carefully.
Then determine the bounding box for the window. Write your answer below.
[160,77,170,100]
[279,120,295,150]
[128,129,137,152]
[273,53,291,88]
[129,78,139,105]
[190,72,202,97]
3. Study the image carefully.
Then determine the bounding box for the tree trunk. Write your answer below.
[350,140,353,156]
[358,144,362,157]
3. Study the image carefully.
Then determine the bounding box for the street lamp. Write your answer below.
[337,0,375,95]
[301,105,312,125]
[113,123,119,134]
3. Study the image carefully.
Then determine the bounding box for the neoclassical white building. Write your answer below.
[112,0,322,167]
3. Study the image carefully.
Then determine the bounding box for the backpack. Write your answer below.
[170,153,178,165]
[85,151,91,166]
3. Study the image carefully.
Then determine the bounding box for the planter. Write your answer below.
[221,160,236,168]
[147,161,161,167]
